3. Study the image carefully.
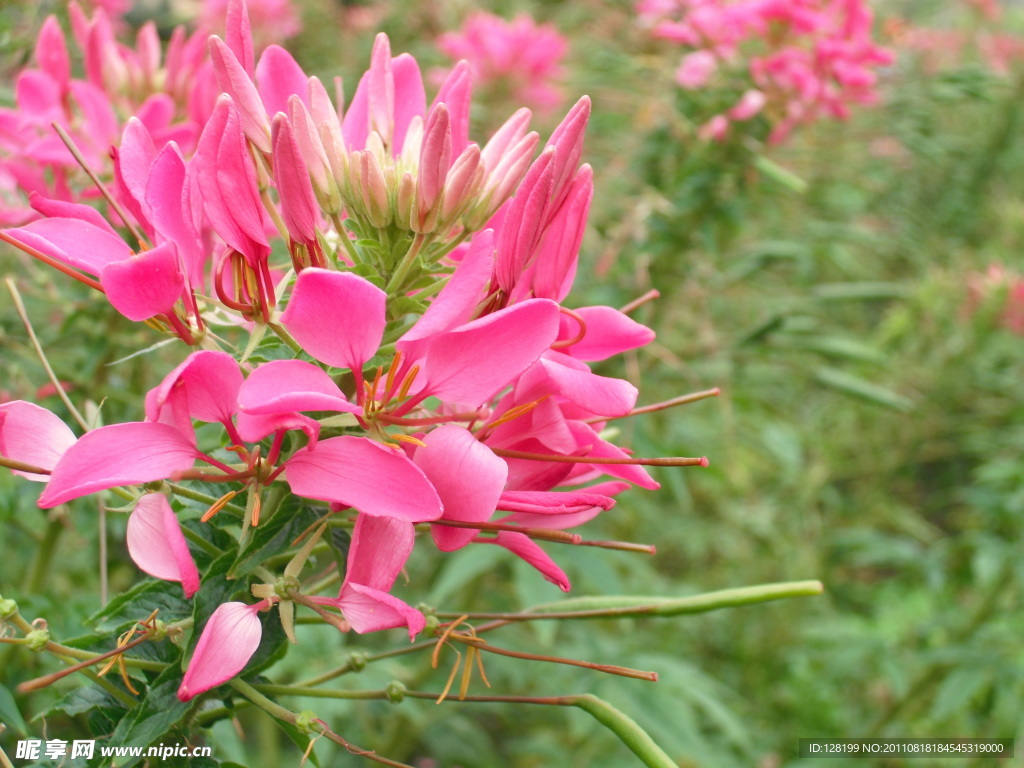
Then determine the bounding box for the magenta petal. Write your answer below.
[391,53,426,153]
[238,359,359,416]
[126,494,200,598]
[401,229,494,343]
[415,425,507,551]
[101,242,185,321]
[345,513,415,591]
[341,71,370,151]
[561,305,655,362]
[0,401,76,481]
[38,422,198,508]
[8,218,133,274]
[256,45,309,117]
[177,602,263,701]
[280,269,386,371]
[147,350,243,426]
[236,411,320,448]
[566,421,660,490]
[209,37,271,153]
[337,583,425,639]
[489,531,570,592]
[432,61,471,156]
[417,298,561,404]
[538,354,638,418]
[284,436,442,522]
[29,192,119,238]
[271,115,319,243]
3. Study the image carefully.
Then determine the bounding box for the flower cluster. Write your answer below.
[0,1,707,703]
[965,264,1024,335]
[436,12,568,113]
[0,3,216,225]
[637,0,894,143]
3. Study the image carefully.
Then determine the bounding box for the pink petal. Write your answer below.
[28,193,119,238]
[367,34,394,143]
[238,359,359,416]
[115,118,158,226]
[39,422,198,508]
[145,143,204,287]
[280,269,386,371]
[345,513,414,591]
[236,410,320,448]
[414,425,507,551]
[341,71,370,151]
[337,582,425,639]
[36,17,71,93]
[432,61,471,156]
[225,0,255,78]
[527,165,592,302]
[537,354,638,418]
[146,350,243,427]
[566,421,659,490]
[486,531,569,591]
[126,494,200,598]
[271,114,319,243]
[559,305,655,361]
[101,242,185,321]
[256,45,309,117]
[209,36,271,153]
[400,229,494,343]
[177,602,263,701]
[7,218,132,274]
[284,436,442,522]
[415,298,561,404]
[0,401,76,481]
[391,53,426,153]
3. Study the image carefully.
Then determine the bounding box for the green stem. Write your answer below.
[296,642,434,687]
[267,322,303,355]
[24,517,64,594]
[331,214,362,265]
[385,234,425,294]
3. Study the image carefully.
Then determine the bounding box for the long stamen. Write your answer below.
[584,388,721,424]
[619,289,660,314]
[550,307,587,349]
[490,448,709,467]
[201,489,242,522]
[376,411,482,427]
[383,349,404,400]
[432,519,580,544]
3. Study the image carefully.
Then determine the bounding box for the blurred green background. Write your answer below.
[1,0,1023,766]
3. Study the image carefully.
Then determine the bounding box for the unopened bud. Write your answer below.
[0,599,16,618]
[347,650,368,672]
[26,629,50,652]
[296,710,319,734]
[386,680,407,703]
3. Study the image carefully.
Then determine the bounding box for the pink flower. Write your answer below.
[437,12,568,112]
[126,494,201,598]
[676,51,717,89]
[201,0,302,50]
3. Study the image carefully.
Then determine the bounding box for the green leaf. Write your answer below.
[88,579,193,634]
[107,666,199,768]
[814,367,913,412]
[782,335,887,365]
[812,282,910,301]
[243,608,290,678]
[229,499,321,578]
[0,682,28,735]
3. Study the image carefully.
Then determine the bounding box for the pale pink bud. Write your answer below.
[288,94,340,214]
[675,51,717,90]
[416,103,452,232]
[698,114,730,142]
[136,22,161,89]
[358,150,390,228]
[729,89,766,121]
[177,602,263,701]
[481,108,533,173]
[467,131,539,230]
[395,172,415,230]
[441,144,482,223]
[209,36,272,154]
[368,33,394,145]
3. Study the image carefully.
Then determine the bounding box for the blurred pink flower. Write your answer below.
[201,0,302,49]
[437,12,568,112]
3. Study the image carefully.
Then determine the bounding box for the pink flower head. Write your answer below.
[437,12,568,112]
[202,0,303,51]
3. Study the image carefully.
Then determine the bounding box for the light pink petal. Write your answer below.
[36,17,71,93]
[414,425,507,551]
[341,71,370,151]
[28,193,119,238]
[225,0,255,78]
[345,513,414,590]
[367,33,394,143]
[280,269,386,371]
[566,421,659,490]
[256,45,309,117]
[494,148,554,292]
[147,350,243,426]
[486,531,569,591]
[39,422,198,508]
[235,410,320,447]
[101,242,185,321]
[391,53,425,153]
[177,602,263,701]
[238,359,359,416]
[560,305,655,361]
[432,61,471,156]
[284,436,442,522]
[7,218,132,274]
[537,354,637,418]
[415,298,561,404]
[337,582,425,639]
[546,95,591,214]
[126,494,200,598]
[0,401,76,481]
